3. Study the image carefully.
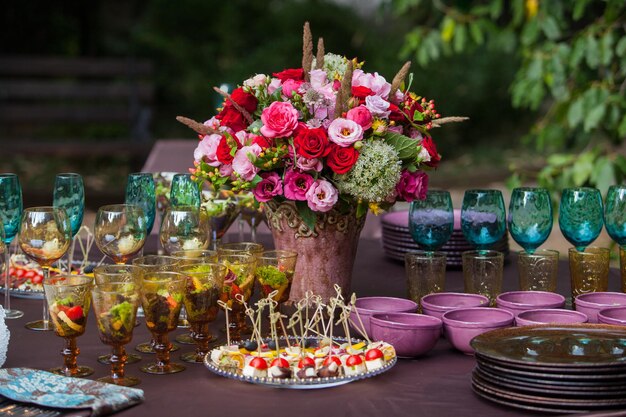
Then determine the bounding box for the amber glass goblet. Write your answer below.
[217,242,264,259]
[93,282,141,386]
[218,253,257,339]
[256,250,298,303]
[20,206,71,331]
[95,204,147,264]
[140,271,186,374]
[93,264,143,365]
[179,262,227,363]
[44,275,93,377]
[132,255,180,353]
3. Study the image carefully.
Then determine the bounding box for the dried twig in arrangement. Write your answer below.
[334,60,354,118]
[302,21,313,82]
[390,61,411,99]
[430,116,470,127]
[315,37,325,69]
[212,87,254,124]
[175,116,221,136]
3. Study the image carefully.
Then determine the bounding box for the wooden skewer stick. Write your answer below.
[350,293,370,345]
[217,300,233,347]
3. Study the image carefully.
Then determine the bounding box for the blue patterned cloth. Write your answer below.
[0,368,144,416]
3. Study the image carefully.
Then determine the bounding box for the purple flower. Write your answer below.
[395,170,429,202]
[252,172,283,202]
[305,179,338,212]
[283,170,314,201]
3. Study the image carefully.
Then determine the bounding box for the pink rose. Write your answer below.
[260,101,299,138]
[219,164,233,177]
[327,118,363,147]
[346,105,373,130]
[296,156,323,172]
[352,69,391,98]
[306,179,338,212]
[282,79,304,98]
[267,78,282,95]
[283,170,314,201]
[194,133,221,166]
[252,172,283,202]
[232,144,262,181]
[365,95,391,118]
[396,170,429,202]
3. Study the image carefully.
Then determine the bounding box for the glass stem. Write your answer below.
[67,238,76,273]
[192,322,210,360]
[62,337,79,376]
[4,241,11,313]
[42,266,50,330]
[110,344,127,380]
[153,333,171,371]
[250,217,257,243]
[238,218,245,241]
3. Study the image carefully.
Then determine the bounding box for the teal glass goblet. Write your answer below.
[461,189,506,253]
[0,173,24,319]
[125,173,156,235]
[507,187,553,254]
[605,185,626,292]
[409,190,454,254]
[53,173,84,238]
[558,187,603,252]
[170,174,201,208]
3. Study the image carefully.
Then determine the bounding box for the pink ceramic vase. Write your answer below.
[264,200,366,302]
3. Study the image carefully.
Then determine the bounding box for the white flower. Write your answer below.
[365,95,391,118]
[243,74,267,89]
[417,146,431,163]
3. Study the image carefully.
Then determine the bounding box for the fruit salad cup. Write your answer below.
[140,271,186,374]
[256,250,298,304]
[44,275,93,377]
[218,253,257,340]
[179,262,227,363]
[92,282,141,386]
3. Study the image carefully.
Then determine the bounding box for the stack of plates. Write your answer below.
[380,210,509,266]
[470,324,626,414]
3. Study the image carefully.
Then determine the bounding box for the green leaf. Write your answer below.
[356,201,368,218]
[600,31,615,66]
[383,132,419,160]
[572,152,595,186]
[505,173,522,191]
[586,34,600,68]
[441,17,455,43]
[295,201,317,231]
[541,16,560,40]
[617,37,626,58]
[584,103,606,132]
[573,0,591,20]
[618,115,626,138]
[490,0,503,19]
[567,98,584,128]
[469,22,484,45]
[249,174,263,188]
[521,18,540,46]
[453,24,467,53]
[590,156,615,195]
[547,154,575,167]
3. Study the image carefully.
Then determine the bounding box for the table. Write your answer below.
[4,238,623,417]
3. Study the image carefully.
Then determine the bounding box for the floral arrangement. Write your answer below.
[179,23,463,227]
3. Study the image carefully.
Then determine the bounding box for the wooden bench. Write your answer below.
[0,56,154,160]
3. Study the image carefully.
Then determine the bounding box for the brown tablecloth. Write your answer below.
[3,238,623,417]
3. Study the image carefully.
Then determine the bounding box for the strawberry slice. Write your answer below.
[66,306,84,321]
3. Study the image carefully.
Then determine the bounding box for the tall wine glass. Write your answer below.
[19,207,71,330]
[0,173,23,319]
[409,190,454,254]
[170,174,201,207]
[508,187,553,254]
[45,275,93,377]
[559,187,603,252]
[159,206,209,255]
[53,173,84,271]
[604,185,626,291]
[125,173,156,237]
[95,204,147,264]
[461,189,507,253]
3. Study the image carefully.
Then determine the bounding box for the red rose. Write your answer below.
[388,103,405,123]
[227,87,258,113]
[216,136,235,164]
[215,106,247,132]
[326,144,359,174]
[272,68,304,82]
[294,127,330,159]
[351,86,374,99]
[421,136,441,168]
[250,135,273,149]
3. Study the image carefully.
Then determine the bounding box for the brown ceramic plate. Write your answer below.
[472,371,626,409]
[471,324,626,368]
[474,367,626,396]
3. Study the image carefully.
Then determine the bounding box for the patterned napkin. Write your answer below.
[0,368,144,416]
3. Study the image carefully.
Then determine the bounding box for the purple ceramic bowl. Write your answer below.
[370,313,442,358]
[421,292,490,320]
[515,309,588,326]
[575,292,626,323]
[441,307,514,354]
[598,306,626,326]
[496,291,565,316]
[350,297,418,338]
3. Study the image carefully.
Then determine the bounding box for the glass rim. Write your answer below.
[128,172,154,177]
[404,251,447,259]
[512,186,549,193]
[0,173,18,179]
[425,189,451,196]
[260,249,298,259]
[142,271,186,282]
[461,250,504,258]
[94,264,143,273]
[568,246,610,254]
[518,249,559,257]
[464,189,503,194]
[562,186,599,193]
[163,205,201,213]
[93,282,138,294]
[132,255,179,266]
[43,274,93,287]
[98,203,144,212]
[22,206,63,213]
[218,253,256,263]
[55,173,82,178]
[179,261,227,271]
